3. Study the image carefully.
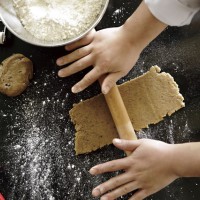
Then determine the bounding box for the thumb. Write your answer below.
[113,138,141,152]
[65,29,96,51]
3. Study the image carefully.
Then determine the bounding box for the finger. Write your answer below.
[65,29,96,51]
[58,54,92,77]
[112,139,141,152]
[89,157,129,175]
[56,45,91,66]
[101,72,123,94]
[71,67,103,93]
[129,189,149,200]
[92,173,135,197]
[100,181,139,200]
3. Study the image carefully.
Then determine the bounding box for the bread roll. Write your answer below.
[0,54,33,96]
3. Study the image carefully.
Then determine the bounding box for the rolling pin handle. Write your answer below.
[101,82,137,156]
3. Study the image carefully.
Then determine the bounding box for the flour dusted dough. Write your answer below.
[70,66,185,155]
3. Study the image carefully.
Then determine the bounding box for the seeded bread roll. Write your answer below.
[0,54,33,96]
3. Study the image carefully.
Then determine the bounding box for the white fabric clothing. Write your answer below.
[145,0,200,26]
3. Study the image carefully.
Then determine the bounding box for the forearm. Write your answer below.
[171,142,200,177]
[121,1,167,51]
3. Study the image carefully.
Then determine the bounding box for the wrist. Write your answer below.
[170,143,200,178]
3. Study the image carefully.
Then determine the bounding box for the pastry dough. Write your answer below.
[0,54,33,96]
[70,66,185,155]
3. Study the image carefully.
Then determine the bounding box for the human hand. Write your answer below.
[89,138,178,200]
[56,27,142,94]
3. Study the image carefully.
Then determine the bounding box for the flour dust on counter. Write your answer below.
[110,1,137,26]
[0,60,118,199]
[4,98,67,199]
[137,116,192,144]
[1,83,92,199]
[1,83,116,199]
[111,7,126,25]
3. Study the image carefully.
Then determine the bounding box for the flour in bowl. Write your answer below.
[13,0,105,41]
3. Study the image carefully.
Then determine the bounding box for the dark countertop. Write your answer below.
[0,0,200,199]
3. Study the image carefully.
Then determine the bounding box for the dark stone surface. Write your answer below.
[0,1,200,199]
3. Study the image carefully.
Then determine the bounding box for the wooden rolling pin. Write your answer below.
[103,84,137,156]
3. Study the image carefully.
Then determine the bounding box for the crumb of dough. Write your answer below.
[70,66,185,155]
[0,54,33,96]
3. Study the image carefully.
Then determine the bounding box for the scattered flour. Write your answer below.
[13,0,105,41]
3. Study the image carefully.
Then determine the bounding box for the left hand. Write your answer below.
[56,27,141,94]
[89,138,178,200]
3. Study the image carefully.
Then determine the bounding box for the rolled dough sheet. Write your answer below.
[70,66,185,155]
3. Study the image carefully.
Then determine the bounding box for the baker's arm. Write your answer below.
[56,1,167,94]
[145,0,200,26]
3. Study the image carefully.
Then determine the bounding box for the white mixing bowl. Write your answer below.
[0,0,109,47]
